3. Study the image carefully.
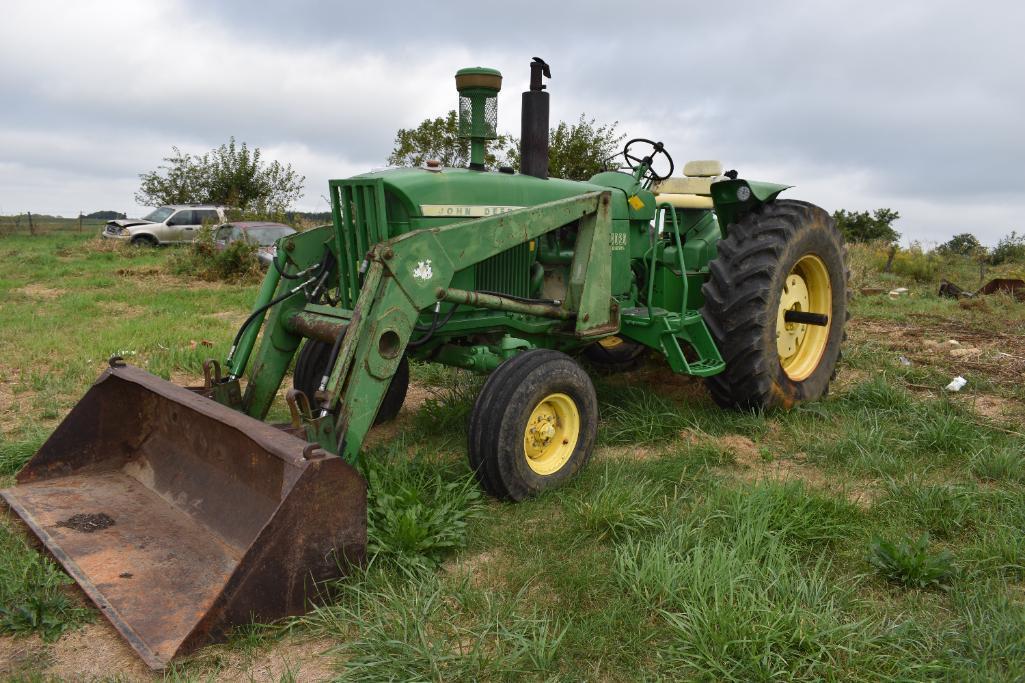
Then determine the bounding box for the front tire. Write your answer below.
[468,350,598,501]
[701,200,848,410]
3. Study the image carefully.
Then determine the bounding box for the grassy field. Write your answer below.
[2,230,1025,681]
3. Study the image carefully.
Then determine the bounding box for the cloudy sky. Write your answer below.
[2,0,1022,245]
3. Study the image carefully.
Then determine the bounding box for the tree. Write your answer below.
[136,138,304,212]
[832,208,901,243]
[85,210,126,220]
[937,233,984,257]
[989,231,1025,265]
[387,111,515,169]
[546,116,624,181]
[387,112,623,180]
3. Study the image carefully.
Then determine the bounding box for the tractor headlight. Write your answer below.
[736,186,752,201]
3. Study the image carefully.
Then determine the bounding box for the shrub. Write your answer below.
[989,231,1025,265]
[167,226,262,282]
[889,242,938,282]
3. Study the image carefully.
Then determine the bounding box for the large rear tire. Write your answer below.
[701,200,848,410]
[468,350,598,501]
[293,339,408,424]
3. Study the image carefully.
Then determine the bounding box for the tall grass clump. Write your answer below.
[566,465,665,542]
[614,496,915,681]
[301,571,566,681]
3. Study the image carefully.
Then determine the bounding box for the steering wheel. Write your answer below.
[622,138,675,182]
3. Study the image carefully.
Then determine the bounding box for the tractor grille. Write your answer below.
[475,243,531,299]
[329,178,388,308]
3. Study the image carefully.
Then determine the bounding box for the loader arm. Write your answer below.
[297,190,615,462]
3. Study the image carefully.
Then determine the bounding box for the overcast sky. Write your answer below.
[2,0,1022,245]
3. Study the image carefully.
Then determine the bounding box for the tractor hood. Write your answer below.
[352,167,635,228]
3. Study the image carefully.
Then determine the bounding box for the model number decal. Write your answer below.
[610,232,627,251]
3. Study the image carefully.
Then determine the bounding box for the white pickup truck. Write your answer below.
[102,205,228,246]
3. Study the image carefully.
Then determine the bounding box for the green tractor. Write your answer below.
[1,58,848,668]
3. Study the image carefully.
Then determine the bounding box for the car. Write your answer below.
[102,205,228,246]
[213,221,297,267]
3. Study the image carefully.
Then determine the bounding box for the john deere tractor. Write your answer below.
[1,58,848,668]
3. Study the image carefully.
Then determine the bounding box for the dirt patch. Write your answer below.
[361,382,434,450]
[0,634,47,677]
[970,394,1020,422]
[714,434,885,505]
[848,315,1025,388]
[37,621,338,682]
[444,549,508,591]
[200,636,339,682]
[627,361,711,404]
[15,284,64,300]
[44,622,156,682]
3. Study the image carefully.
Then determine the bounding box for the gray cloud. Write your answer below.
[1,0,1022,244]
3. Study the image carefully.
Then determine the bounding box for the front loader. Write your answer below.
[1,58,849,668]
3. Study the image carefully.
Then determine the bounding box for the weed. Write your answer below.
[0,523,91,640]
[363,451,482,571]
[867,533,954,589]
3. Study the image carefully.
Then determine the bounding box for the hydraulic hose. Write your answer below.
[226,275,316,377]
[408,302,460,347]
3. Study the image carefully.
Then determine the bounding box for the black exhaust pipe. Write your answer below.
[520,57,550,179]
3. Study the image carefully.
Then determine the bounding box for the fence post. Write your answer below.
[28,211,35,235]
[79,212,84,232]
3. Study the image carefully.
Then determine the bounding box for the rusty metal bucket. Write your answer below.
[0,364,366,669]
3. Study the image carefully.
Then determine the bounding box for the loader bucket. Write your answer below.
[0,364,366,669]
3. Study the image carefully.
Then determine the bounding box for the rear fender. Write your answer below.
[710,179,791,236]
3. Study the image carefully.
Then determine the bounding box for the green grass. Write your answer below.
[2,228,1025,679]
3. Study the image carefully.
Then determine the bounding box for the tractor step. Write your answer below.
[620,307,725,377]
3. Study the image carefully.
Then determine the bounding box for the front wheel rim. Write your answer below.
[522,393,580,475]
[776,254,832,381]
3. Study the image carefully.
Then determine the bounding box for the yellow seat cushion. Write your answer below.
[651,176,714,196]
[652,193,714,210]
[682,160,723,177]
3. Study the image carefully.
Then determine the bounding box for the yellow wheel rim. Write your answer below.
[523,393,580,475]
[776,254,832,381]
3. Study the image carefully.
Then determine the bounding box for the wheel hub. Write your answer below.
[776,274,810,358]
[522,393,579,475]
[776,254,832,381]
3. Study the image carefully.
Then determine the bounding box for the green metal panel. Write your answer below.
[330,178,388,308]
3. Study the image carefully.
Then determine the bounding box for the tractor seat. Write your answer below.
[651,160,723,210]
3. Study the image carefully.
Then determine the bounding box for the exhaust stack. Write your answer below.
[520,57,551,179]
